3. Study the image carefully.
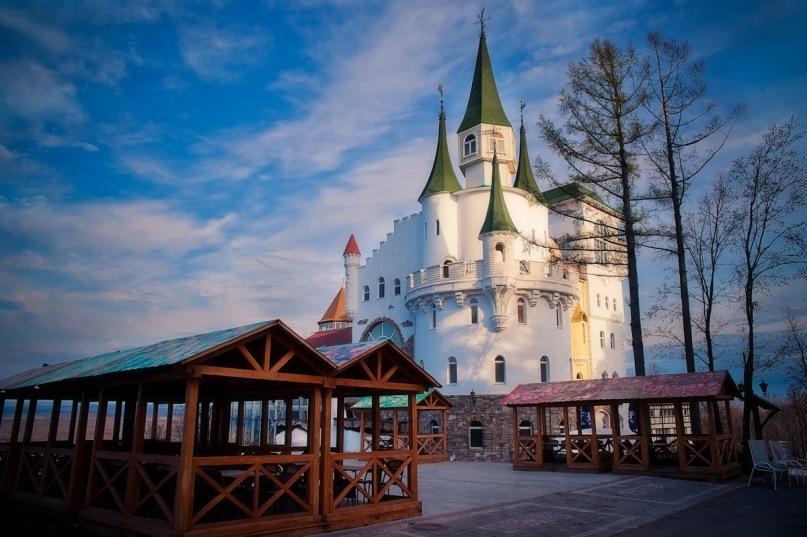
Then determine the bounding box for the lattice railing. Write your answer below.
[192,454,313,526]
[416,434,444,457]
[567,437,593,464]
[330,450,413,510]
[614,437,645,466]
[15,446,73,501]
[516,437,538,463]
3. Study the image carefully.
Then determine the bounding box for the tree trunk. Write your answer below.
[742,276,755,456]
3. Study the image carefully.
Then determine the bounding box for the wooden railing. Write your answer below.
[416,434,446,460]
[87,450,178,524]
[329,450,413,511]
[515,436,539,464]
[191,453,314,526]
[613,436,646,468]
[15,445,74,503]
[679,434,738,471]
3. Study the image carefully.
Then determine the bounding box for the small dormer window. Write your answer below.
[463,134,477,157]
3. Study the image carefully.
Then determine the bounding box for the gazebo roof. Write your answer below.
[503,371,738,406]
[351,388,453,410]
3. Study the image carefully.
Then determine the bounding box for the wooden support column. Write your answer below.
[165,402,174,442]
[511,407,519,464]
[124,385,148,514]
[235,400,244,448]
[67,399,79,444]
[284,398,293,453]
[174,376,199,533]
[336,397,345,453]
[316,388,328,515]
[200,400,210,448]
[112,400,123,444]
[67,393,90,512]
[407,393,418,500]
[85,391,108,505]
[609,403,621,468]
[637,403,651,470]
[121,396,135,448]
[563,406,571,466]
[393,410,399,450]
[359,410,366,452]
[535,406,544,466]
[47,399,61,447]
[150,401,158,440]
[674,402,687,472]
[1,398,25,493]
[590,405,599,468]
[372,395,380,451]
[22,398,37,446]
[259,400,269,446]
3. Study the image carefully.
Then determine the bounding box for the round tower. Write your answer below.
[342,234,361,320]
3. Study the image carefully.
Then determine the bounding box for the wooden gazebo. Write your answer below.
[0,321,439,536]
[503,371,740,480]
[350,389,453,463]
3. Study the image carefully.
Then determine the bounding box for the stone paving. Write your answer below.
[330,462,739,537]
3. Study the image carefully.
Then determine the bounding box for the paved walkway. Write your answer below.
[331,462,740,537]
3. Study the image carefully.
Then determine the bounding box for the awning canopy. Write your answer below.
[503,371,738,407]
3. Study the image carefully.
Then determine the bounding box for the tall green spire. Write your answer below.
[479,151,517,235]
[458,31,511,132]
[512,109,546,204]
[419,102,463,201]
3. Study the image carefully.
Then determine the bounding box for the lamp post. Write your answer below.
[759,380,768,396]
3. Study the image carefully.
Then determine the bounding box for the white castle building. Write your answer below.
[322,28,627,460]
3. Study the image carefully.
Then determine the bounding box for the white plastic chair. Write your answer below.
[771,441,807,485]
[747,440,788,489]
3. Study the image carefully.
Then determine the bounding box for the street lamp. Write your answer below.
[759,380,768,396]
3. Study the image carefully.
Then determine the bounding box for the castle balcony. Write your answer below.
[405,260,578,312]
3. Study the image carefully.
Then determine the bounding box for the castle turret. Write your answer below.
[512,107,546,204]
[479,151,519,331]
[343,234,361,319]
[420,99,461,267]
[457,28,515,188]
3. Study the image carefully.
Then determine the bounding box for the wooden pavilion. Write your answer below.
[503,371,740,480]
[0,320,439,536]
[350,389,453,463]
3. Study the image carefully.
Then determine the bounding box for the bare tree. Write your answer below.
[642,33,743,373]
[733,118,806,446]
[684,175,737,371]
[539,40,651,375]
[780,307,807,388]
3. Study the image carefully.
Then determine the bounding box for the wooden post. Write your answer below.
[47,399,61,447]
[590,405,599,468]
[1,398,25,493]
[165,402,174,442]
[610,403,621,468]
[638,403,651,470]
[121,396,135,448]
[174,377,199,532]
[336,397,345,453]
[22,398,37,445]
[359,410,366,452]
[511,407,519,465]
[67,400,79,444]
[309,389,322,516]
[200,400,210,449]
[563,406,571,466]
[284,398,293,453]
[319,388,331,516]
[707,400,719,470]
[393,410,399,450]
[85,391,108,505]
[124,385,147,514]
[407,393,418,500]
[150,401,158,440]
[535,406,544,466]
[67,393,90,512]
[235,400,244,448]
[259,400,269,446]
[372,395,380,451]
[112,400,123,444]
[674,402,687,472]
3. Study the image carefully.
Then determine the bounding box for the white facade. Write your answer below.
[341,35,627,396]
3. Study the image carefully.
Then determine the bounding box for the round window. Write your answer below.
[362,320,403,347]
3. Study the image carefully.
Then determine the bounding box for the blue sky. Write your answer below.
[1,0,805,378]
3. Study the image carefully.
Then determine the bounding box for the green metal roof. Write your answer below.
[479,152,518,235]
[512,122,546,204]
[419,107,463,200]
[458,33,511,132]
[543,182,608,206]
[352,388,435,409]
[0,321,275,390]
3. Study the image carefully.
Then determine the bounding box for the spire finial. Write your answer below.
[438,83,445,119]
[520,100,526,127]
[476,8,489,38]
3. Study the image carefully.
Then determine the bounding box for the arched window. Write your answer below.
[612,371,619,378]
[556,308,562,328]
[610,333,615,349]
[442,260,452,278]
[431,304,437,329]
[362,286,370,302]
[540,356,550,382]
[469,421,484,448]
[576,372,583,379]
[463,134,477,157]
[362,320,403,347]
[599,331,605,348]
[602,371,608,379]
[448,356,457,384]
[517,298,526,324]
[470,298,479,324]
[605,296,609,309]
[518,420,534,437]
[494,356,506,384]
[378,277,385,298]
[436,219,440,236]
[430,419,441,434]
[393,278,401,295]
[495,243,505,262]
[597,294,601,307]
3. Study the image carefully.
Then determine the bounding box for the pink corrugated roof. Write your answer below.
[503,371,737,406]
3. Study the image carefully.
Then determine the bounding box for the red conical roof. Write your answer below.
[343,234,361,256]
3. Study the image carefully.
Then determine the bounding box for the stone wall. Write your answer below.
[446,394,513,462]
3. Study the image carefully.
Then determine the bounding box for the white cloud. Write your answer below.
[0,7,72,52]
[0,60,84,123]
[177,22,271,82]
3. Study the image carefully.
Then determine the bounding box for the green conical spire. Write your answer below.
[479,151,517,235]
[419,103,463,201]
[512,114,547,204]
[458,31,511,132]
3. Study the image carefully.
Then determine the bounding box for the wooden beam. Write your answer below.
[408,392,418,500]
[237,343,262,371]
[309,388,322,515]
[263,334,272,370]
[48,398,61,447]
[319,388,332,516]
[174,376,199,532]
[67,399,79,444]
[112,400,123,444]
[150,401,158,440]
[259,400,269,447]
[268,350,295,375]
[165,402,174,442]
[22,397,38,445]
[336,397,345,453]
[372,395,381,452]
[235,400,245,448]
